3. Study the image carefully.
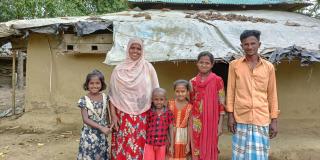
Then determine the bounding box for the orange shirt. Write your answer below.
[226,57,280,126]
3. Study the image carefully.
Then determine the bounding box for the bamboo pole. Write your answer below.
[17,51,24,90]
[12,50,17,115]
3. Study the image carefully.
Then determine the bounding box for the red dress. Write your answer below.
[190,73,225,160]
[111,110,147,160]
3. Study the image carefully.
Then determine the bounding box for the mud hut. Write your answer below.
[0,1,320,159]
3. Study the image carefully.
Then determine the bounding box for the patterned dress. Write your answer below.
[190,73,225,160]
[77,93,110,160]
[111,111,147,160]
[168,100,192,160]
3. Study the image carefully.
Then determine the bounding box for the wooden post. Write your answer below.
[12,50,17,115]
[17,51,24,90]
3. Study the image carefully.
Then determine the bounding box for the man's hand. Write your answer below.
[269,119,278,139]
[228,112,237,134]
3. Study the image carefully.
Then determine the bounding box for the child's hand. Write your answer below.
[185,143,190,154]
[218,125,223,136]
[169,145,174,156]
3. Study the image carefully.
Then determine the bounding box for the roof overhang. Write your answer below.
[129,1,311,11]
[0,10,319,65]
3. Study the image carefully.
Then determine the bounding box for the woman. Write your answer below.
[109,38,159,160]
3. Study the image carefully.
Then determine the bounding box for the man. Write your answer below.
[226,30,280,160]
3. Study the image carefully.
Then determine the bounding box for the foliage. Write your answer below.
[0,0,128,22]
[297,0,320,19]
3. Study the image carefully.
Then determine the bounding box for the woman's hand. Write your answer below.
[110,102,120,131]
[99,124,114,135]
[112,114,120,131]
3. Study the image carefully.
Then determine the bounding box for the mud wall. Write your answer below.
[26,34,198,112]
[26,34,114,112]
[276,61,320,119]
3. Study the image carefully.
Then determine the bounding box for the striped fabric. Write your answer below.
[232,123,270,160]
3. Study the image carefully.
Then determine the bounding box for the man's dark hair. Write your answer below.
[240,30,261,42]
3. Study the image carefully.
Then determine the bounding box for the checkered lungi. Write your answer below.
[232,123,270,160]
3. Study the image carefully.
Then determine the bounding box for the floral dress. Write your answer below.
[111,111,147,160]
[77,93,110,160]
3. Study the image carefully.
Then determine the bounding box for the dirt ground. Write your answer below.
[1,87,320,160]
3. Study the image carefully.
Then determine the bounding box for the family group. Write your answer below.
[76,30,279,160]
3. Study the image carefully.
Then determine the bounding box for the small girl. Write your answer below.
[168,80,193,160]
[144,88,174,160]
[77,69,113,160]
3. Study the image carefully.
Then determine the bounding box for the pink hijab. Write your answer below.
[109,38,159,115]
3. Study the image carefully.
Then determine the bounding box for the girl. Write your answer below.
[143,88,174,160]
[168,80,192,160]
[190,52,225,160]
[77,69,113,160]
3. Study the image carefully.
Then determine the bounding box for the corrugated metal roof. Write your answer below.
[102,10,320,64]
[128,0,310,11]
[0,10,319,64]
[128,0,305,5]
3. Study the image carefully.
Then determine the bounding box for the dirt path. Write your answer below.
[1,116,320,160]
[0,127,78,160]
[0,86,79,160]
